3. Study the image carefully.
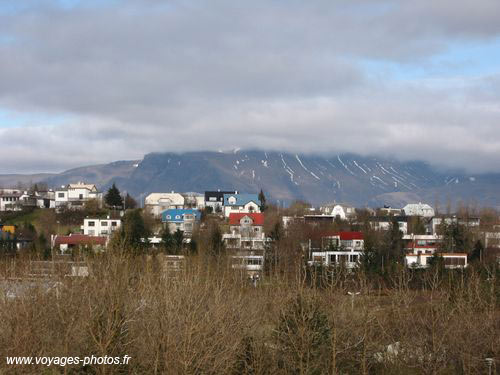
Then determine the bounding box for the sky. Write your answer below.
[0,0,500,174]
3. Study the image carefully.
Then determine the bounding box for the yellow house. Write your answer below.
[0,225,15,235]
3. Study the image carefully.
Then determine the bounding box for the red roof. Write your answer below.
[322,231,364,241]
[54,234,107,246]
[229,213,264,226]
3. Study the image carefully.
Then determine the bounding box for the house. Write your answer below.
[51,234,107,253]
[231,251,264,279]
[55,182,102,209]
[309,232,364,269]
[402,234,443,255]
[223,213,267,250]
[428,216,481,235]
[222,193,260,218]
[320,203,356,220]
[369,216,408,234]
[161,209,201,235]
[403,203,435,218]
[0,190,22,211]
[204,190,237,213]
[182,192,205,210]
[145,192,185,217]
[405,253,467,269]
[81,218,121,237]
[378,206,404,216]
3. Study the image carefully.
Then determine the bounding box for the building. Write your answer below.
[369,216,408,234]
[161,209,201,235]
[55,182,102,209]
[403,234,442,255]
[204,190,237,213]
[231,251,264,279]
[326,204,356,220]
[81,218,121,237]
[403,203,435,218]
[182,192,205,210]
[145,192,185,217]
[427,216,481,235]
[223,193,260,218]
[405,253,467,269]
[309,232,364,269]
[223,213,267,250]
[51,234,107,253]
[0,190,22,211]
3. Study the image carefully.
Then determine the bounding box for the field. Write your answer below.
[0,253,498,374]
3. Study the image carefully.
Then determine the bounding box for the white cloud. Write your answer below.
[0,0,499,173]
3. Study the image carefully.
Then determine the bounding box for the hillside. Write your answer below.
[2,150,500,208]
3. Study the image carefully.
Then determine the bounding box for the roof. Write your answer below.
[54,234,106,246]
[67,183,98,191]
[322,231,364,241]
[223,193,259,206]
[229,213,265,226]
[145,192,185,205]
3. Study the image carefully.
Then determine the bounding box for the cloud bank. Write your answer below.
[0,0,499,173]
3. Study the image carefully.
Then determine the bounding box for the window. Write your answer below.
[175,215,181,219]
[254,227,259,232]
[209,197,216,201]
[101,221,108,226]
[111,221,117,227]
[166,215,171,219]
[79,194,83,199]
[58,193,65,198]
[88,221,95,227]
[88,230,95,236]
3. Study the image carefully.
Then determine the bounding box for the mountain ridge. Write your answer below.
[1,150,499,209]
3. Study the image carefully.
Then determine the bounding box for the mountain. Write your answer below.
[2,150,500,209]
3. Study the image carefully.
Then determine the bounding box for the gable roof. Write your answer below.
[223,193,259,206]
[229,213,265,226]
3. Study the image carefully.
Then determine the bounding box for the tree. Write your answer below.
[209,223,225,258]
[160,225,174,254]
[469,239,483,262]
[275,293,331,374]
[124,193,137,210]
[117,209,150,253]
[105,183,123,208]
[258,189,267,212]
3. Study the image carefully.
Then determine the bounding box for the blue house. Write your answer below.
[223,193,261,217]
[161,209,201,234]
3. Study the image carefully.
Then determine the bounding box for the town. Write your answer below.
[1,181,498,280]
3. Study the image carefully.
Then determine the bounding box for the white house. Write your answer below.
[405,253,467,269]
[0,190,22,211]
[403,203,435,218]
[145,192,185,217]
[222,193,260,218]
[309,232,364,269]
[330,204,356,220]
[81,218,121,236]
[55,182,102,209]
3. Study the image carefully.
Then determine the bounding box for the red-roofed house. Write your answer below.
[224,213,267,250]
[51,234,107,253]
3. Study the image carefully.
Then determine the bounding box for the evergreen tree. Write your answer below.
[161,225,174,254]
[105,183,123,208]
[258,189,267,212]
[173,229,184,252]
[118,209,150,253]
[209,223,225,257]
[469,239,483,262]
[124,193,137,209]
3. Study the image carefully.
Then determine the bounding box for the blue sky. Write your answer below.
[0,0,499,173]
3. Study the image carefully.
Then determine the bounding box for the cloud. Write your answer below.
[0,0,499,173]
